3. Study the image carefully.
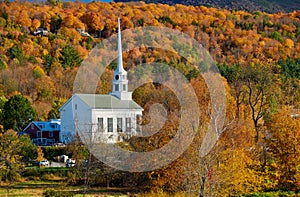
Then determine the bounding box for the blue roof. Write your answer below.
[25,119,61,132]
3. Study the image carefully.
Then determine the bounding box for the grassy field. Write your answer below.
[0,180,130,197]
[1,181,299,197]
[0,166,136,197]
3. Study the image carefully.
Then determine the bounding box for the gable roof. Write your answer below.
[75,94,143,110]
[23,119,61,132]
[35,119,61,131]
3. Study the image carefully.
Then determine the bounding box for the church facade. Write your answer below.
[59,18,143,144]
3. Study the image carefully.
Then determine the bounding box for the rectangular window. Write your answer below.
[108,118,113,132]
[49,131,53,138]
[123,84,126,91]
[126,118,131,132]
[114,84,119,91]
[31,124,34,129]
[50,123,56,129]
[98,117,103,132]
[117,118,122,132]
[75,104,77,110]
[37,131,41,138]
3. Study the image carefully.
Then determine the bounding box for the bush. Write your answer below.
[43,189,73,197]
[42,146,67,161]
[23,167,69,179]
[0,58,7,69]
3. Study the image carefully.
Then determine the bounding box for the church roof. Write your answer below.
[76,94,142,110]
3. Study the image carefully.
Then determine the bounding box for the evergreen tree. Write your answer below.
[43,54,54,75]
[2,94,36,131]
[59,45,82,69]
[47,98,65,119]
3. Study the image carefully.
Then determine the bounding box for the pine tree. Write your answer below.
[2,94,36,131]
[59,45,82,69]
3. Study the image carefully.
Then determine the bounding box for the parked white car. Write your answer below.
[39,160,49,166]
[75,28,90,37]
[80,31,90,37]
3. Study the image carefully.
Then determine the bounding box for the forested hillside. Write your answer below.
[114,0,300,13]
[0,1,300,195]
[0,1,299,118]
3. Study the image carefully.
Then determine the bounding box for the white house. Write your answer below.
[59,18,143,144]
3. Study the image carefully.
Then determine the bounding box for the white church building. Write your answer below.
[59,19,143,144]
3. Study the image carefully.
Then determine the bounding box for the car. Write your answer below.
[39,160,49,166]
[66,158,75,167]
[33,28,49,36]
[53,142,65,147]
[75,28,90,37]
[80,31,90,37]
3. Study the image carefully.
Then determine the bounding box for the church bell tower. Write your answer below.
[110,18,132,101]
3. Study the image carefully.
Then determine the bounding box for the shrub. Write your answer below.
[42,146,67,161]
[43,189,73,197]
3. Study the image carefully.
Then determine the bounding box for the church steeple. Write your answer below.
[110,18,132,100]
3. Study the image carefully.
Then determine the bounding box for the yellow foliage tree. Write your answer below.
[31,19,41,31]
[211,119,262,196]
[265,108,300,190]
[36,146,44,162]
[212,148,262,196]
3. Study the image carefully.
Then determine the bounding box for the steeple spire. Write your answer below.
[117,18,125,73]
[110,18,132,101]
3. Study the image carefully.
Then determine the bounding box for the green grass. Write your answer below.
[0,180,60,197]
[0,180,131,197]
[23,167,70,180]
[243,191,300,197]
[25,167,69,171]
[1,181,299,197]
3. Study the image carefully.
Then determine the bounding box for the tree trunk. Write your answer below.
[200,175,206,197]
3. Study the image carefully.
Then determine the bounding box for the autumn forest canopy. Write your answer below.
[0,0,300,196]
[115,0,300,14]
